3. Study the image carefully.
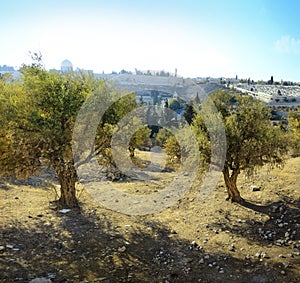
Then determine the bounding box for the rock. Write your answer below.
[47,274,56,279]
[282,261,290,268]
[29,278,51,283]
[118,246,126,253]
[251,275,270,283]
[229,244,236,252]
[59,209,71,214]
[260,252,269,259]
[255,252,261,258]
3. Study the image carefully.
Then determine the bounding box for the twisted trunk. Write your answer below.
[223,166,242,203]
[55,160,78,208]
[129,146,135,158]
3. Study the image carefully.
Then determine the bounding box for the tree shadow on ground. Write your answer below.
[1,168,58,190]
[239,197,300,242]
[1,204,299,283]
[211,197,300,259]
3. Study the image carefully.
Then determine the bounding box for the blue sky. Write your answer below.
[1,0,300,81]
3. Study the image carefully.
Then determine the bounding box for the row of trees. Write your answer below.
[134,68,174,77]
[0,60,146,207]
[0,61,299,207]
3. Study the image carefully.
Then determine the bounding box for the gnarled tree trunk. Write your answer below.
[55,160,78,208]
[223,166,242,203]
[129,146,135,158]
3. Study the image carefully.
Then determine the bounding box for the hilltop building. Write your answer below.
[0,65,20,80]
[61,59,73,72]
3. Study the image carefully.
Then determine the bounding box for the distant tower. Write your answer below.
[61,59,73,72]
[175,68,177,77]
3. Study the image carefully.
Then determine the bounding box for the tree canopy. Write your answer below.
[288,110,300,155]
[0,63,101,207]
[192,90,288,202]
[0,61,139,207]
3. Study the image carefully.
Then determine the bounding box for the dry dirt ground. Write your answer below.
[0,151,299,283]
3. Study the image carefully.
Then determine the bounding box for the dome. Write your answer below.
[61,59,73,72]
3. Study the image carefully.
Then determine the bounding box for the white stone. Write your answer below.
[58,209,71,214]
[29,278,51,283]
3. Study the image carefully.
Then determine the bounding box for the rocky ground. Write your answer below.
[0,152,299,283]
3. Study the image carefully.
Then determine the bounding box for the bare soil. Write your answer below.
[0,152,300,283]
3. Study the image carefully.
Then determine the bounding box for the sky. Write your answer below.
[1,0,300,81]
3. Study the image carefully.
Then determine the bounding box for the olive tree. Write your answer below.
[193,90,288,202]
[288,110,300,154]
[1,60,146,207]
[0,62,104,207]
[94,92,140,170]
[128,126,152,157]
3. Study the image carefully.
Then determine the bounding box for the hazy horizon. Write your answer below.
[1,0,300,81]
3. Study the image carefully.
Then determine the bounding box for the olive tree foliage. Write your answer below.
[94,93,137,169]
[192,90,288,203]
[155,128,172,147]
[164,134,181,169]
[0,60,139,207]
[0,73,35,177]
[0,58,149,207]
[288,111,300,154]
[74,89,150,180]
[129,126,152,156]
[0,62,103,207]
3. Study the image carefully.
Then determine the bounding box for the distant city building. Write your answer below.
[0,65,20,80]
[0,65,15,72]
[61,59,73,72]
[233,82,300,107]
[75,67,93,74]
